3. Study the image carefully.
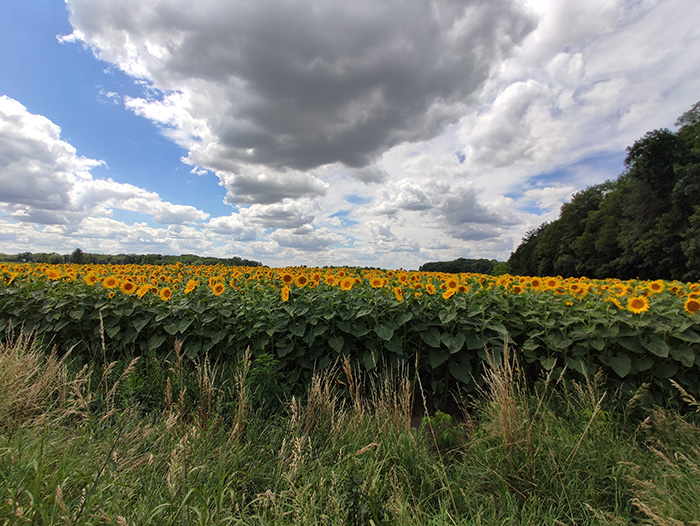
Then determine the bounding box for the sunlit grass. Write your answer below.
[2,336,699,525]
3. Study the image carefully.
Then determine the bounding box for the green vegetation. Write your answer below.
[2,335,699,525]
[419,258,500,275]
[508,100,700,281]
[0,249,262,267]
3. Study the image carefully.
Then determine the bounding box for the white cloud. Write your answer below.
[7,0,699,268]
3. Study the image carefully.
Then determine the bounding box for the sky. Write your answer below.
[1,0,699,269]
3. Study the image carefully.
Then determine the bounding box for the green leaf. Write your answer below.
[290,322,306,338]
[442,332,466,354]
[653,361,679,379]
[429,348,451,369]
[163,322,180,335]
[374,324,394,341]
[329,335,344,353]
[132,316,150,333]
[609,353,632,378]
[148,334,167,352]
[439,309,457,324]
[642,335,669,357]
[448,357,472,385]
[670,347,695,367]
[178,318,193,333]
[419,328,442,348]
[676,329,700,343]
[539,356,556,370]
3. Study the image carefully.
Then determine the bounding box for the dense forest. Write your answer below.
[0,249,262,267]
[419,257,500,274]
[507,100,700,281]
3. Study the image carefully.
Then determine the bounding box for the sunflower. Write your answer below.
[426,284,436,295]
[684,298,700,314]
[340,277,354,291]
[102,276,119,289]
[442,288,456,300]
[647,280,665,294]
[211,282,225,296]
[530,277,543,289]
[160,287,172,301]
[626,296,649,314]
[281,285,290,302]
[120,281,137,295]
[46,268,63,280]
[444,277,459,290]
[184,279,197,294]
[281,272,294,285]
[136,285,151,298]
[511,285,523,294]
[83,272,99,286]
[295,275,309,288]
[370,277,385,289]
[393,287,404,302]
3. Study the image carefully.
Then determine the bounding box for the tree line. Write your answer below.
[507,100,700,281]
[0,249,262,268]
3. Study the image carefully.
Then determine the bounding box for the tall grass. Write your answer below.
[1,335,699,525]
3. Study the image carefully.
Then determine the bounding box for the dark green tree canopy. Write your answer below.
[508,100,700,281]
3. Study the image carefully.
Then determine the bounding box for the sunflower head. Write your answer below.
[120,281,136,295]
[160,287,172,301]
[102,276,119,289]
[295,275,309,287]
[340,277,354,291]
[281,285,290,302]
[211,282,225,296]
[626,296,650,314]
[684,298,700,314]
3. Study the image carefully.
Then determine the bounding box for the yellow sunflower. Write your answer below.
[159,287,172,301]
[281,272,294,285]
[340,277,354,291]
[102,276,119,289]
[281,285,290,302]
[442,288,456,300]
[684,298,700,314]
[370,277,385,289]
[647,280,665,293]
[184,279,197,294]
[295,275,309,288]
[120,280,137,295]
[393,287,404,302]
[211,282,225,296]
[626,296,650,314]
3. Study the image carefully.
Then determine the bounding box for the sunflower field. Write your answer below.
[1,262,700,400]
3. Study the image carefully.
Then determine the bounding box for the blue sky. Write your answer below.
[1,0,699,269]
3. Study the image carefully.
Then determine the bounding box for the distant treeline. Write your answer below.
[507,99,700,282]
[418,257,502,275]
[0,249,262,267]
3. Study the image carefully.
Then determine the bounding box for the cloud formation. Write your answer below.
[0,95,209,230]
[3,0,699,269]
[66,0,535,205]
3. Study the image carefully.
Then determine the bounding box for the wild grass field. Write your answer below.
[1,333,700,525]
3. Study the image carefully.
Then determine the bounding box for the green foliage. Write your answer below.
[509,99,700,281]
[1,273,699,407]
[419,257,500,274]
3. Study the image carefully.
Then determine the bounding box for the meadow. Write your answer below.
[1,263,700,524]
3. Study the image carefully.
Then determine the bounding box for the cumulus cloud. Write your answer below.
[270,225,346,251]
[0,96,209,228]
[65,0,535,205]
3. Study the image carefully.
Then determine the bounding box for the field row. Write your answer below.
[2,263,700,399]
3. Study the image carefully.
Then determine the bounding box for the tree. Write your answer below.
[70,248,85,264]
